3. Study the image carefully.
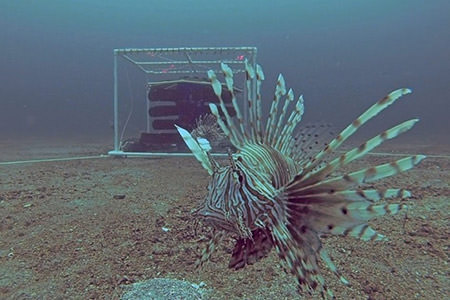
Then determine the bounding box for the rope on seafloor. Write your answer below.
[0,155,108,165]
[336,151,450,159]
[0,151,448,166]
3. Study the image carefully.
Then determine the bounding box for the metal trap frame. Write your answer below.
[108,46,257,157]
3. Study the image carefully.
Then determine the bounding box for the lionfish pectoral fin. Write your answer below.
[284,155,423,242]
[302,88,413,174]
[175,125,214,175]
[228,228,273,270]
[301,118,420,183]
[270,219,335,299]
[276,150,426,295]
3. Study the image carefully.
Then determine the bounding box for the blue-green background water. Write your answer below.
[1,0,448,141]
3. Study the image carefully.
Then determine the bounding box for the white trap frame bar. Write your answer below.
[109,46,258,157]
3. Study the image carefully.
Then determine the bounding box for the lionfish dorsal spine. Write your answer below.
[208,102,233,144]
[174,125,214,175]
[278,95,305,154]
[209,61,270,147]
[207,69,245,147]
[255,64,265,140]
[213,61,307,153]
[272,88,294,147]
[244,59,259,142]
[265,74,286,144]
[220,63,248,141]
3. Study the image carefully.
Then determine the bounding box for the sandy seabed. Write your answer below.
[0,137,448,299]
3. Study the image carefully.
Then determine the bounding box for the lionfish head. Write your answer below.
[174,124,245,231]
[196,153,251,236]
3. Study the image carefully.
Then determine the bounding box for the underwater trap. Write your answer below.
[108,47,257,157]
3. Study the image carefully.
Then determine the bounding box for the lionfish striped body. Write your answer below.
[176,61,425,298]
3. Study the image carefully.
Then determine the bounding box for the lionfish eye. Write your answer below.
[238,174,243,182]
[233,170,243,183]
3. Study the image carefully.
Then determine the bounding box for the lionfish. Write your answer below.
[175,61,425,298]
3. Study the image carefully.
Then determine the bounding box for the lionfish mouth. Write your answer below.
[175,60,425,299]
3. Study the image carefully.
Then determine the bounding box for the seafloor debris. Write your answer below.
[121,278,209,300]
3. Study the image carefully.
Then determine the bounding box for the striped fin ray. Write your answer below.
[221,63,247,140]
[175,125,214,174]
[287,214,349,288]
[255,64,265,140]
[289,192,402,241]
[286,199,407,242]
[334,223,387,241]
[244,59,258,142]
[288,206,395,242]
[346,202,406,221]
[265,74,287,144]
[271,220,335,298]
[290,200,407,224]
[209,103,239,147]
[207,70,244,147]
[302,88,412,174]
[288,188,411,203]
[283,151,421,242]
[286,185,410,220]
[272,88,294,148]
[319,248,349,286]
[323,202,405,241]
[288,155,426,194]
[329,154,426,185]
[301,118,419,183]
[279,95,305,155]
[271,94,305,154]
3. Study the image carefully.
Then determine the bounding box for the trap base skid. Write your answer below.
[108,150,227,158]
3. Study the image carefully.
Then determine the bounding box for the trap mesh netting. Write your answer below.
[109,47,257,156]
